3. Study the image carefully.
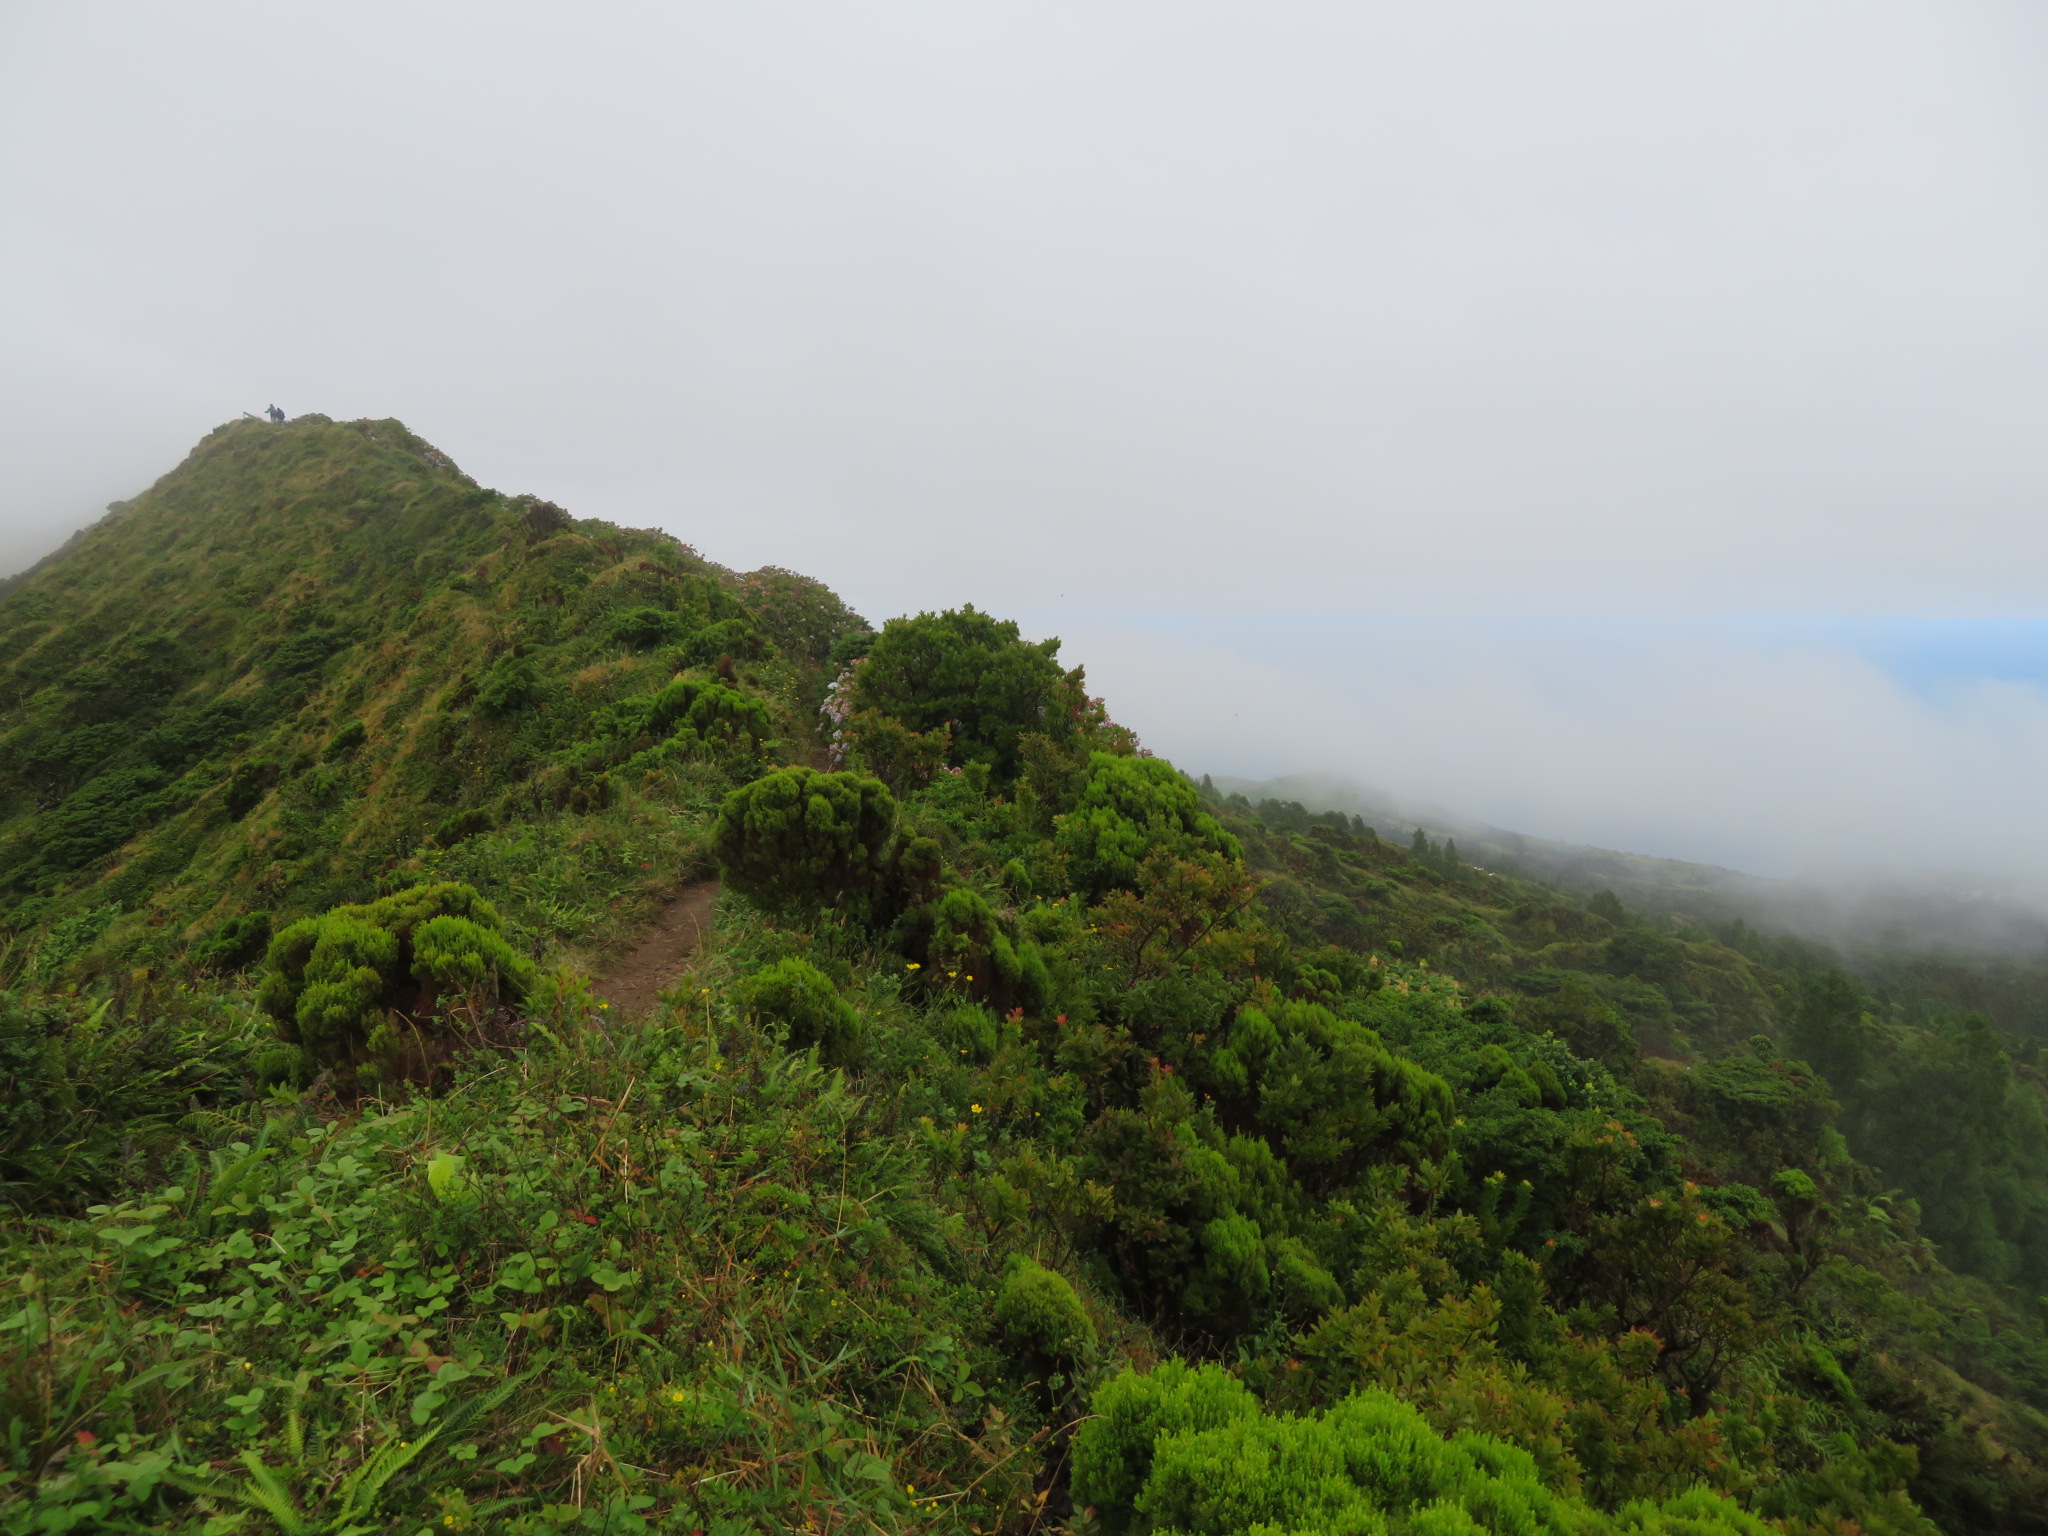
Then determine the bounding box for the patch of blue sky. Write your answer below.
[1035,609,2048,703]
[1724,617,2048,698]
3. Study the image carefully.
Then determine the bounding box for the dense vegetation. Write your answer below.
[3,418,2047,1535]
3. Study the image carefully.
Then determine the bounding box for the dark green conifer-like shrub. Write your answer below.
[191,910,273,972]
[897,884,1050,1012]
[845,606,1073,779]
[1071,1361,1259,1535]
[1204,1001,1453,1190]
[611,605,685,648]
[1076,1075,1318,1337]
[258,881,532,1087]
[473,654,544,715]
[673,616,760,666]
[598,676,774,772]
[712,767,897,917]
[1074,1364,1776,1536]
[995,1254,1096,1364]
[322,720,367,759]
[1055,752,1242,901]
[222,759,277,819]
[738,957,861,1064]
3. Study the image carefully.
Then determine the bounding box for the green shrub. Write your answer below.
[191,910,272,972]
[845,606,1073,779]
[626,684,770,770]
[598,676,763,743]
[1180,1214,1271,1330]
[269,625,348,676]
[431,807,495,847]
[142,696,256,770]
[1206,1002,1453,1190]
[322,719,367,759]
[473,654,543,715]
[35,766,183,871]
[1075,1367,1777,1536]
[258,882,532,1087]
[738,957,860,1064]
[835,705,953,791]
[712,766,897,918]
[222,758,277,819]
[737,567,868,667]
[939,1002,1001,1064]
[1074,1078,1302,1337]
[1055,753,1242,901]
[1137,1408,1391,1534]
[1270,1234,1346,1320]
[1070,1361,1259,1534]
[20,903,123,985]
[598,676,774,772]
[899,885,1049,1013]
[19,722,127,792]
[611,605,686,648]
[674,616,760,665]
[994,1254,1096,1364]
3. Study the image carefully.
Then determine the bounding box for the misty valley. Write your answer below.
[4,417,2048,1536]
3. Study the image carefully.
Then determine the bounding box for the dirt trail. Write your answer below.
[595,879,719,1016]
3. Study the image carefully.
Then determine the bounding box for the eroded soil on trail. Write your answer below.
[595,878,719,1016]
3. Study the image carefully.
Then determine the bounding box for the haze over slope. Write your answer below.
[1215,772,2048,961]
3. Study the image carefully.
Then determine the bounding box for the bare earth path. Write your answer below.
[595,878,719,1017]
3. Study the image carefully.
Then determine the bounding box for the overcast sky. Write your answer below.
[5,2,2048,886]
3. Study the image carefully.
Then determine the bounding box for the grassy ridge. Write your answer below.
[3,421,2048,1535]
[0,416,857,973]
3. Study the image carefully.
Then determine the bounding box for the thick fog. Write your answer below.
[5,2,2048,890]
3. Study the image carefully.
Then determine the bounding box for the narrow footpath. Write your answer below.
[594,878,719,1017]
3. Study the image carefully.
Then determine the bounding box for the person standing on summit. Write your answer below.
[266,404,284,423]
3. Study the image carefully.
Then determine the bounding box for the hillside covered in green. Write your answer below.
[3,418,2046,1535]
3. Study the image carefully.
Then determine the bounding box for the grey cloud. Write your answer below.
[1057,614,2048,892]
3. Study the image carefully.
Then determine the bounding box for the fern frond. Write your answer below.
[236,1450,313,1536]
[334,1424,442,1519]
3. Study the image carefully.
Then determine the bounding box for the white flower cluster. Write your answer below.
[819,661,862,767]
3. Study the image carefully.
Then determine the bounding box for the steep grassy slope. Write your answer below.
[0,416,858,978]
[5,422,2048,1536]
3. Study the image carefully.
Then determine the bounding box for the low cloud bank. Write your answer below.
[1034,611,2048,937]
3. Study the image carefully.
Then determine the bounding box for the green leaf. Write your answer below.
[425,1151,468,1203]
